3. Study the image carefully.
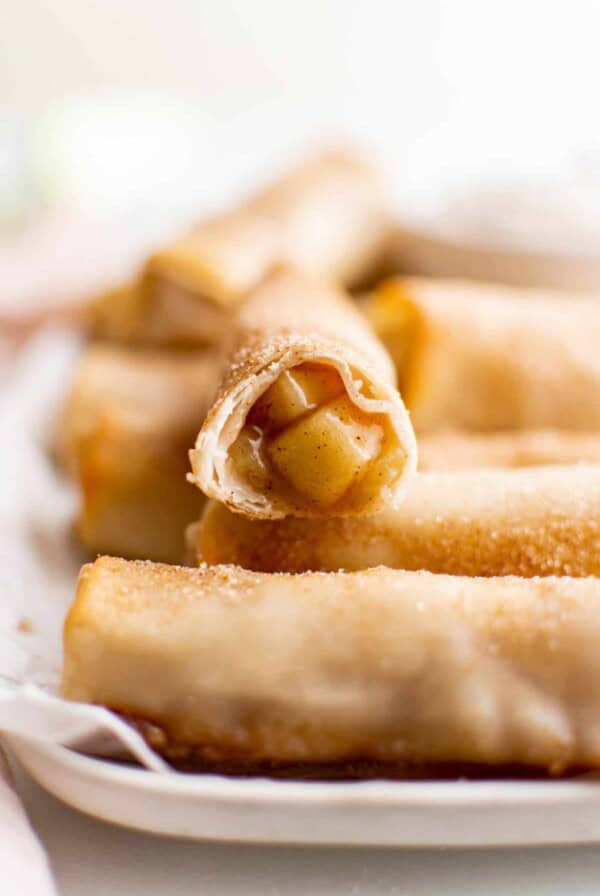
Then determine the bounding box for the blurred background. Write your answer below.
[3,0,600,324]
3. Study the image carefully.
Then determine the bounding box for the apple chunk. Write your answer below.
[266,395,383,505]
[252,364,344,430]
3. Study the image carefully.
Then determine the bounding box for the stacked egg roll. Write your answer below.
[63,557,600,772]
[193,464,600,577]
[62,346,218,563]
[365,278,600,431]
[189,267,416,519]
[60,155,600,779]
[418,428,600,471]
[90,150,392,347]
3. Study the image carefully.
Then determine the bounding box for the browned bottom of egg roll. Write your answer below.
[63,557,600,772]
[193,464,600,576]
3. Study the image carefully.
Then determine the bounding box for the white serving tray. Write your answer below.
[9,734,600,847]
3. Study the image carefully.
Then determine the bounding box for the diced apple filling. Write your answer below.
[267,395,383,505]
[252,364,344,429]
[229,363,385,507]
[228,424,270,491]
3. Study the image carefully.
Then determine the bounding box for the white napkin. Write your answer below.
[0,747,58,896]
[0,686,168,772]
[0,328,169,773]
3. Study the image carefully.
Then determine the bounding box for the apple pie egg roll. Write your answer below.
[418,429,600,471]
[188,267,416,519]
[62,346,219,563]
[193,464,600,576]
[365,277,600,432]
[90,149,392,347]
[63,557,600,772]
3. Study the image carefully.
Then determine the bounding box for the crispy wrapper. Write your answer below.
[63,557,600,772]
[62,346,219,563]
[418,428,600,471]
[365,277,600,432]
[89,150,392,347]
[188,268,416,519]
[193,464,600,576]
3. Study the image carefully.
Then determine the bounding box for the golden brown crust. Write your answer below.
[63,557,600,771]
[114,723,585,779]
[76,413,205,563]
[366,277,600,432]
[194,464,600,576]
[60,344,220,470]
[62,346,219,563]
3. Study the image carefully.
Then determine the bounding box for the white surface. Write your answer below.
[0,750,56,895]
[0,331,174,770]
[0,688,168,772]
[9,735,600,848]
[393,224,600,292]
[12,758,600,896]
[4,0,600,188]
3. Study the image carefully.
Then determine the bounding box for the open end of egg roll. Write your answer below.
[134,269,233,347]
[366,277,600,432]
[61,345,219,562]
[89,149,392,348]
[226,360,405,513]
[88,270,232,348]
[189,268,417,519]
[76,409,205,564]
[363,278,424,403]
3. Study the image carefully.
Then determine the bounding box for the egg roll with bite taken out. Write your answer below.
[188,267,416,519]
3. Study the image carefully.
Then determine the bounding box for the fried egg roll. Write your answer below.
[62,346,218,563]
[193,464,600,576]
[365,278,600,432]
[63,557,600,772]
[90,150,392,347]
[188,267,416,519]
[418,429,600,471]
